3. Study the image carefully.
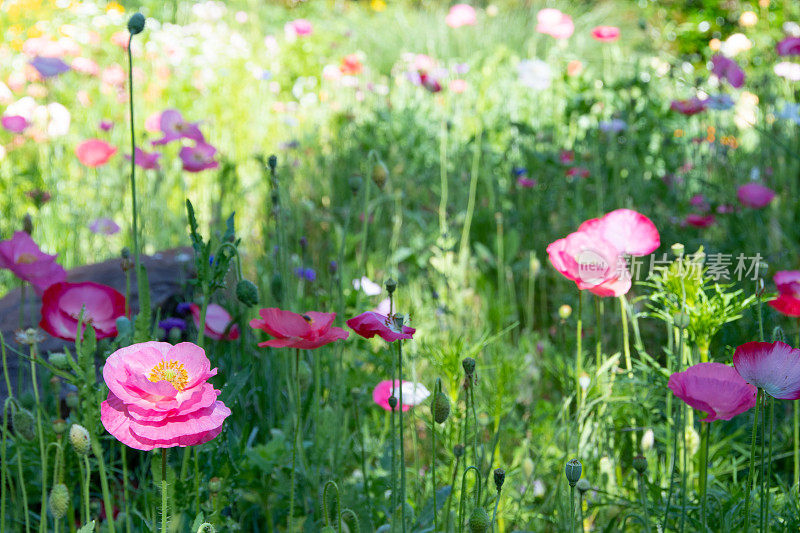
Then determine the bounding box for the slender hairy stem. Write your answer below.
[445,454,461,533]
[760,392,766,530]
[30,346,47,533]
[570,485,575,533]
[161,448,168,533]
[458,466,481,533]
[127,35,140,278]
[122,444,132,533]
[618,296,632,376]
[90,434,116,533]
[83,456,91,526]
[491,487,501,532]
[432,394,438,532]
[16,447,30,533]
[576,290,583,410]
[765,396,774,532]
[288,349,300,532]
[397,340,407,533]
[469,386,478,469]
[744,388,762,533]
[699,421,709,528]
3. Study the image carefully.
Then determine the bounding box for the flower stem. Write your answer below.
[618,296,631,377]
[432,386,438,532]
[570,485,576,533]
[491,487,501,532]
[121,444,132,533]
[744,388,762,533]
[30,345,47,533]
[83,455,92,527]
[90,433,116,533]
[126,35,140,279]
[288,348,300,532]
[699,421,709,528]
[397,340,407,533]
[576,290,583,409]
[765,395,774,532]
[161,448,168,533]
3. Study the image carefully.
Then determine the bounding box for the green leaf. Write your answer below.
[77,520,95,533]
[191,512,205,532]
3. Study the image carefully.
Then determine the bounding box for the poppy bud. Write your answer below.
[670,243,684,257]
[558,304,572,320]
[208,477,222,493]
[633,455,648,474]
[493,468,506,492]
[12,407,36,441]
[49,483,70,519]
[48,351,71,370]
[236,279,259,306]
[22,214,33,235]
[168,326,183,344]
[128,13,145,34]
[387,396,398,411]
[565,459,582,487]
[468,507,490,533]
[454,444,465,458]
[372,161,389,188]
[462,357,476,377]
[756,278,765,296]
[434,391,451,424]
[320,527,336,533]
[268,155,278,171]
[385,278,397,295]
[575,478,591,494]
[53,418,67,435]
[116,316,133,338]
[69,424,91,456]
[66,392,79,409]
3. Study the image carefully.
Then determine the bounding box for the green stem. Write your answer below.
[491,488,501,532]
[89,433,116,533]
[438,119,449,239]
[289,349,300,532]
[570,485,575,533]
[744,388,762,533]
[459,128,482,267]
[432,381,439,532]
[699,421,708,529]
[469,386,478,469]
[457,466,480,533]
[197,293,209,350]
[444,455,461,533]
[397,340,407,533]
[0,399,10,533]
[122,444,132,533]
[30,346,47,533]
[83,456,91,527]
[576,290,583,409]
[638,472,650,530]
[16,447,30,533]
[760,391,766,531]
[161,448,168,533]
[127,35,140,279]
[594,297,602,371]
[618,296,631,376]
[765,396,774,532]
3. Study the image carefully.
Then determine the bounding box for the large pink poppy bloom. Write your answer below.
[40,281,126,341]
[347,311,416,342]
[190,303,239,341]
[75,139,117,167]
[670,98,707,116]
[777,37,800,56]
[668,363,757,422]
[100,341,230,450]
[250,308,349,349]
[733,341,800,399]
[711,54,745,88]
[0,231,66,294]
[768,271,800,317]
[737,183,775,208]
[152,109,205,145]
[179,143,219,173]
[445,4,477,28]
[591,26,620,42]
[372,380,431,412]
[536,8,574,40]
[577,209,660,256]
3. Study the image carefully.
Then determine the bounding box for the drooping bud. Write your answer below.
[672,312,690,329]
[22,214,33,235]
[236,279,259,306]
[53,419,67,435]
[453,444,465,458]
[633,455,648,475]
[558,304,572,320]
[348,175,362,195]
[493,468,506,492]
[462,357,476,377]
[372,160,389,188]
[49,483,70,519]
[772,326,786,344]
[12,406,36,441]
[69,424,91,455]
[565,459,582,487]
[268,155,278,171]
[433,391,451,424]
[467,507,490,533]
[127,13,146,35]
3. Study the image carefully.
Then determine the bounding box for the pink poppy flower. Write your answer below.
[250,308,349,349]
[126,147,161,170]
[445,4,477,28]
[536,8,574,40]
[75,139,117,167]
[144,111,162,133]
[347,311,416,342]
[372,380,431,412]
[733,341,800,399]
[668,363,757,422]
[285,19,313,37]
[737,183,775,208]
[685,213,715,228]
[449,79,468,93]
[591,26,620,42]
[40,281,126,341]
[577,208,660,256]
[99,119,114,131]
[2,115,28,133]
[559,150,575,164]
[180,143,219,173]
[152,109,205,145]
[190,303,239,341]
[340,54,363,75]
[100,341,231,450]
[0,231,66,294]
[670,98,707,116]
[517,177,536,188]
[777,37,800,56]
[89,218,121,235]
[71,57,100,76]
[566,166,590,179]
[711,54,745,88]
[768,271,800,317]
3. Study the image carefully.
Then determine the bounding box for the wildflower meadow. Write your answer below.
[3,0,800,531]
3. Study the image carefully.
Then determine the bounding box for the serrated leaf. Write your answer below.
[77,520,95,532]
[191,512,205,531]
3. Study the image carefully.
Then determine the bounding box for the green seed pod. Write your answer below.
[468,507,490,533]
[493,468,506,492]
[372,160,388,188]
[268,155,278,171]
[633,455,648,475]
[196,523,217,533]
[387,396,398,412]
[12,406,36,441]
[575,478,591,494]
[670,243,685,257]
[236,279,259,306]
[672,312,690,329]
[320,527,336,533]
[565,458,582,487]
[208,477,222,493]
[69,424,91,456]
[49,483,70,519]
[348,175,362,194]
[385,278,397,294]
[127,13,145,35]
[53,419,67,435]
[48,351,71,370]
[433,391,451,424]
[462,357,476,377]
[453,444,465,458]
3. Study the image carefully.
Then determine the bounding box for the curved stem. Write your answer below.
[397,340,407,533]
[457,466,481,533]
[490,488,501,533]
[744,388,762,533]
[432,380,440,532]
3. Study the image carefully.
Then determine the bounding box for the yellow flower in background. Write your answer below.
[370,0,387,12]
[27,25,43,38]
[5,0,44,19]
[709,38,721,51]
[106,1,124,14]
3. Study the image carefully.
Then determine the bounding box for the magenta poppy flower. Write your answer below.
[566,166,590,179]
[189,303,239,341]
[126,147,161,170]
[0,231,66,294]
[347,311,416,342]
[39,281,126,341]
[591,26,620,42]
[734,341,800,399]
[559,150,575,164]
[179,143,219,173]
[100,341,231,450]
[89,218,121,235]
[517,176,536,188]
[685,213,715,228]
[668,363,757,422]
[737,183,775,208]
[99,119,114,131]
[152,109,205,145]
[2,115,28,133]
[372,380,431,412]
[777,37,800,56]
[76,139,117,167]
[285,19,313,37]
[671,98,707,116]
[30,56,70,78]
[689,194,710,212]
[445,4,477,28]
[536,8,574,40]
[768,271,800,317]
[710,54,745,88]
[250,308,349,349]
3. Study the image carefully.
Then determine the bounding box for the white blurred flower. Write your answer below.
[353,276,382,296]
[720,33,752,57]
[5,96,37,120]
[531,479,545,498]
[783,21,800,37]
[34,102,71,137]
[192,1,226,21]
[518,59,552,90]
[641,429,654,452]
[774,62,800,81]
[400,382,430,405]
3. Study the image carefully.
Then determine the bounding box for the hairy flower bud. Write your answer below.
[372,161,389,188]
[633,455,648,474]
[565,459,582,487]
[462,357,476,377]
[385,278,397,295]
[208,477,222,493]
[454,444,465,458]
[236,279,259,306]
[48,351,71,370]
[387,396,398,411]
[268,155,278,171]
[468,507,490,533]
[575,478,591,494]
[493,468,506,492]
[12,406,36,441]
[49,484,70,519]
[127,13,146,35]
[69,424,91,455]
[66,392,79,409]
[434,391,451,424]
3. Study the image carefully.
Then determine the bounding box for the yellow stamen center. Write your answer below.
[17,253,37,264]
[148,360,189,391]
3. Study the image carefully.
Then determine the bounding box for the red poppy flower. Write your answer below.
[346,311,416,342]
[249,308,349,349]
[768,271,800,317]
[190,303,239,341]
[671,98,707,116]
[40,281,126,341]
[591,26,620,42]
[685,213,715,228]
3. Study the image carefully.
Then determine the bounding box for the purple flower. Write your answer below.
[125,147,161,170]
[30,56,71,78]
[705,94,735,111]
[294,267,316,282]
[711,54,745,88]
[176,302,193,315]
[1,115,28,133]
[152,109,205,145]
[99,120,114,131]
[89,218,121,235]
[599,119,627,133]
[179,143,219,172]
[159,317,187,333]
